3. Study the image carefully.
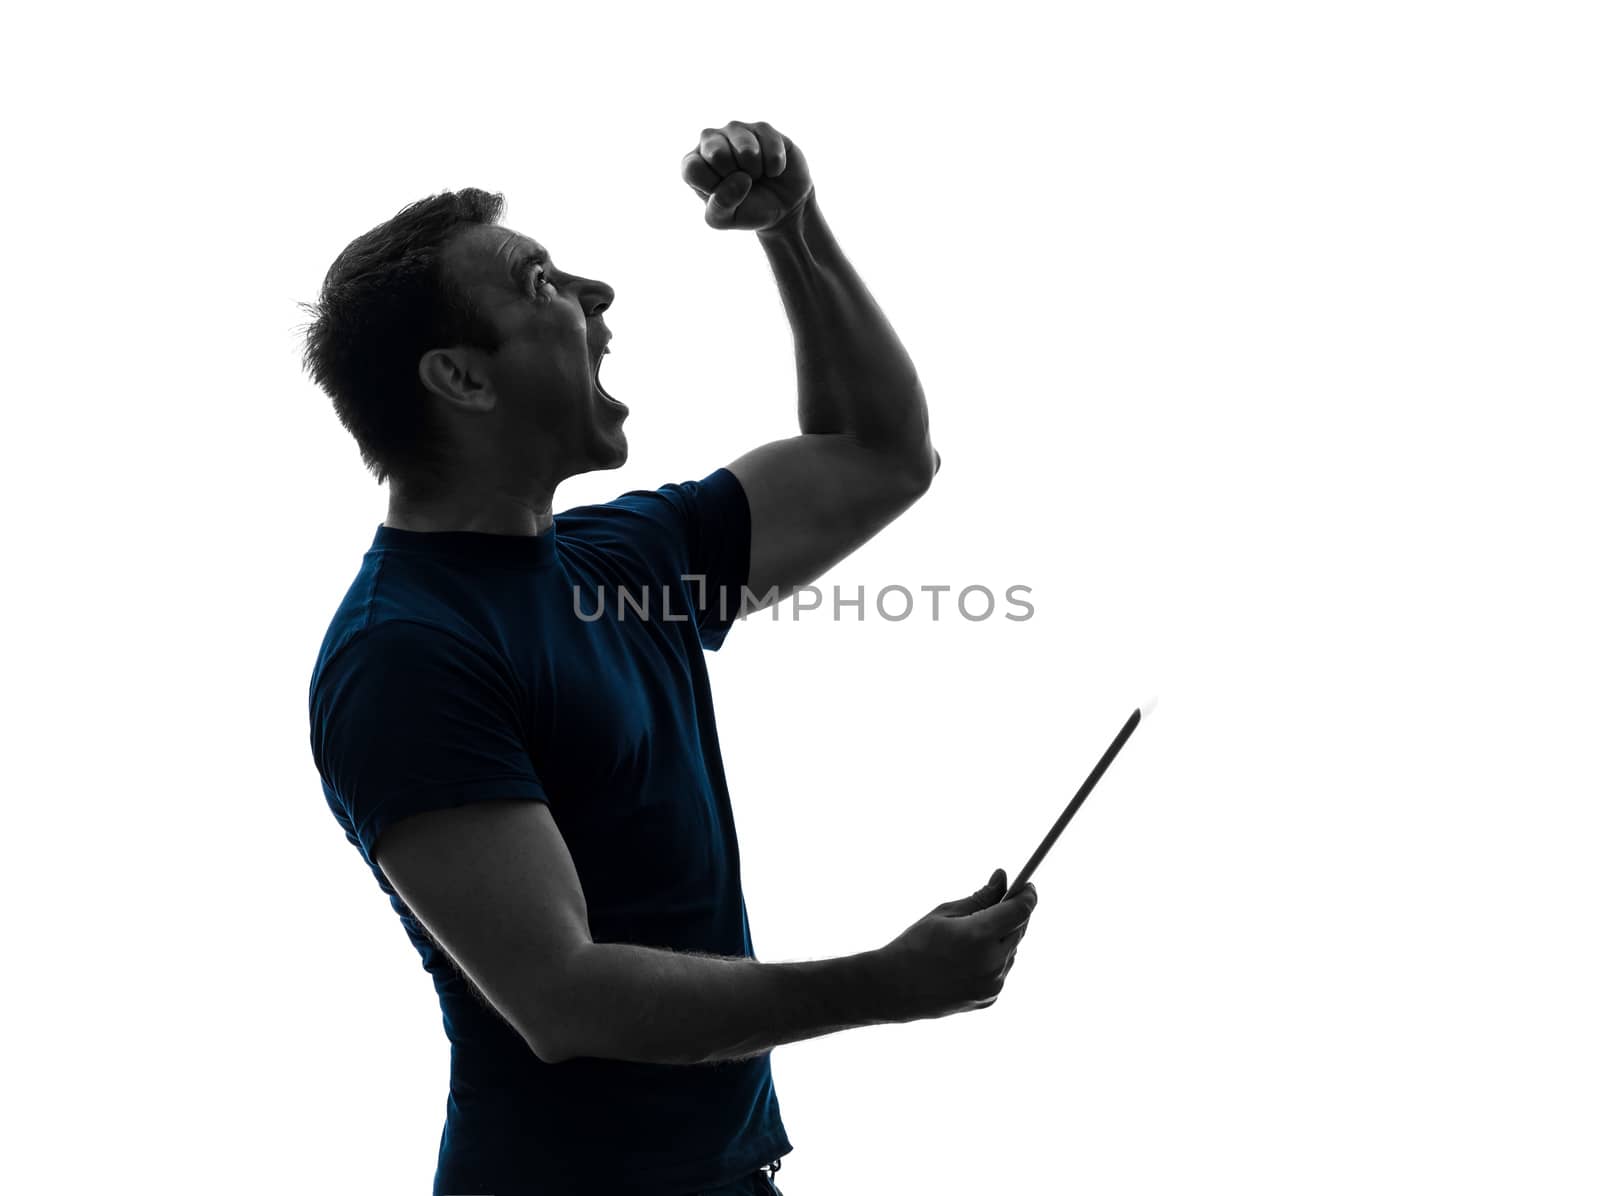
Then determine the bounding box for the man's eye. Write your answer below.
[532,264,554,295]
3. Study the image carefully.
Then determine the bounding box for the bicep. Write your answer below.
[373,798,591,1063]
[726,434,930,610]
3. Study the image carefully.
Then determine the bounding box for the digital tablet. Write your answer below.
[1005,697,1157,902]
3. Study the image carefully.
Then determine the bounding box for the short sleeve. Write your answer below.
[664,468,751,651]
[599,468,752,652]
[311,619,548,866]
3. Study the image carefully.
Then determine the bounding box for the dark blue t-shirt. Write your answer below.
[307,469,792,1195]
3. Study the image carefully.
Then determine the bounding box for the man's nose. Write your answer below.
[580,277,615,316]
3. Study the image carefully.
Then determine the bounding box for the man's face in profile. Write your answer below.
[435,223,628,479]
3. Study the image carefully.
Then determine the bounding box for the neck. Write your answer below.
[385,480,557,537]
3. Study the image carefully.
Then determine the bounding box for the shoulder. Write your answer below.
[557,470,746,551]
[323,616,486,673]
[312,618,508,722]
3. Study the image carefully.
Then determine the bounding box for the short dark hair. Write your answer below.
[297,188,507,494]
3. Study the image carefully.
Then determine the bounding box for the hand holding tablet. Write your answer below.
[877,698,1156,1025]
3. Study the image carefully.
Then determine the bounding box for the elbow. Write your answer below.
[535,1041,572,1066]
[901,442,939,496]
[518,1016,572,1066]
[517,979,584,1066]
[530,1016,583,1065]
[529,944,605,1065]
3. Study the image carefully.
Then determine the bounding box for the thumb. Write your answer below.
[704,171,754,228]
[940,869,1007,916]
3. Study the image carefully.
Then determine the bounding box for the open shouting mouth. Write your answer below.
[591,343,627,416]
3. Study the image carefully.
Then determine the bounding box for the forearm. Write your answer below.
[552,940,902,1066]
[757,193,937,477]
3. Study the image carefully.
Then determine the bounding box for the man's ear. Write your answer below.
[419,347,496,413]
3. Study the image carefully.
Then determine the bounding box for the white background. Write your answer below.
[6,1,1597,1192]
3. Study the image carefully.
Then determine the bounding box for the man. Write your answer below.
[304,120,1038,1195]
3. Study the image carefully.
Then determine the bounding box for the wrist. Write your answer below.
[757,187,816,244]
[863,943,914,1025]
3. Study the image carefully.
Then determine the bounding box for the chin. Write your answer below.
[588,427,629,471]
